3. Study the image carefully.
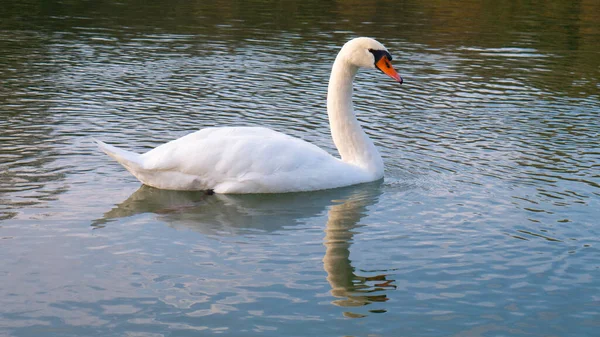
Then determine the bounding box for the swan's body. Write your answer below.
[97,37,402,193]
[98,126,372,193]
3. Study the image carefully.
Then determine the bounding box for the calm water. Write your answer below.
[1,1,599,336]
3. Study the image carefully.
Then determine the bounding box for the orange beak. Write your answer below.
[375,56,403,84]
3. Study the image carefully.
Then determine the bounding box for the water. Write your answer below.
[1,0,599,336]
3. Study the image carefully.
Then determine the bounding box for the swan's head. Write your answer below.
[340,37,403,84]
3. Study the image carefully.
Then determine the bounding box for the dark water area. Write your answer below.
[1,1,599,336]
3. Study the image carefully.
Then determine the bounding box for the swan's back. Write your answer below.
[147,127,330,171]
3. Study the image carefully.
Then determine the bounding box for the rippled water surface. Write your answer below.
[1,1,599,336]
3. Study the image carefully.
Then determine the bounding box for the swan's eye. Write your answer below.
[368,49,393,64]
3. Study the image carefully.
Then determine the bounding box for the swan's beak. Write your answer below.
[375,56,403,84]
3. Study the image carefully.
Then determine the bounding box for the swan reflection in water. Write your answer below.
[323,187,396,318]
[94,182,395,317]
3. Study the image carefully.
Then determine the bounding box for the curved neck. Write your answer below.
[327,56,383,178]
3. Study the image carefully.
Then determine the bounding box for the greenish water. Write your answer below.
[1,1,599,336]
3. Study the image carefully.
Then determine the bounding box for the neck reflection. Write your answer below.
[323,191,395,318]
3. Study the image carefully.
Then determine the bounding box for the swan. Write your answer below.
[96,37,402,193]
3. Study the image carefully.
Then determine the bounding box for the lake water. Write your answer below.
[1,1,599,336]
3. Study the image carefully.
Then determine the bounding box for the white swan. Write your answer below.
[96,37,402,193]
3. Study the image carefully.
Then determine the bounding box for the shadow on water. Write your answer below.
[93,181,394,317]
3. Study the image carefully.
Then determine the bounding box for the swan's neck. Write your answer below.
[327,57,383,179]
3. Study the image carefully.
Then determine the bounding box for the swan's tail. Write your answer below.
[95,139,144,171]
